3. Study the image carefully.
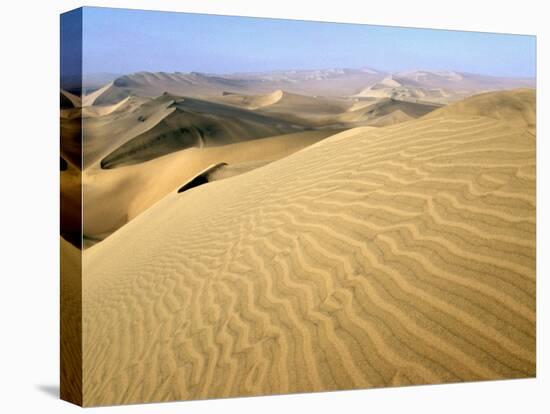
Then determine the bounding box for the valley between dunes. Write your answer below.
[77,88,536,406]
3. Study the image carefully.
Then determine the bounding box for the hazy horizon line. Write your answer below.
[77,66,536,81]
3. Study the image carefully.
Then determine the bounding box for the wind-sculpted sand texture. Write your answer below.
[60,237,82,404]
[82,130,338,241]
[81,90,535,406]
[73,88,443,242]
[424,88,536,134]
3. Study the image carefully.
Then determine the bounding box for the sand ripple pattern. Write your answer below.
[82,112,535,406]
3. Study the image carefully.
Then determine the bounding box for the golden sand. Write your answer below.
[76,89,535,406]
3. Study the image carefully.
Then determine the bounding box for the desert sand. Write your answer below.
[82,129,340,243]
[72,87,536,405]
[60,70,535,246]
[60,237,82,404]
[92,69,534,105]
[63,81,450,245]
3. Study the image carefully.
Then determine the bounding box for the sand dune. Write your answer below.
[78,89,438,173]
[83,130,339,241]
[219,90,285,109]
[355,84,453,103]
[80,95,173,169]
[244,91,353,115]
[394,70,534,91]
[94,71,266,104]
[218,89,357,117]
[365,109,414,127]
[255,92,363,126]
[99,94,309,169]
[177,162,228,193]
[215,90,439,128]
[67,88,354,241]
[354,71,534,103]
[176,160,275,193]
[81,89,535,405]
[91,69,387,104]
[424,88,536,134]
[60,89,81,108]
[61,104,84,247]
[359,98,440,120]
[87,69,535,106]
[317,98,439,127]
[82,82,115,107]
[81,96,132,117]
[60,108,83,169]
[378,75,403,88]
[60,163,82,246]
[60,237,82,403]
[207,159,274,181]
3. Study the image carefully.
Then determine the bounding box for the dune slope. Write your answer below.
[82,90,535,405]
[424,88,536,134]
[83,130,338,240]
[60,237,82,403]
[216,91,440,128]
[100,95,309,169]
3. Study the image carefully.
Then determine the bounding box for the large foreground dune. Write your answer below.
[80,89,535,406]
[68,88,441,242]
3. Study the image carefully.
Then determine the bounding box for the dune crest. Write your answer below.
[82,82,115,107]
[221,89,284,109]
[82,129,338,241]
[60,89,81,108]
[425,88,536,134]
[99,95,308,169]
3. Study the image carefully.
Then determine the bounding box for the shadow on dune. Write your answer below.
[100,96,309,169]
[177,162,228,194]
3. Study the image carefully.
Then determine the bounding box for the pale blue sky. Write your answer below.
[80,6,536,78]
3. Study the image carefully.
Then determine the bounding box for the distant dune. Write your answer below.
[91,69,387,104]
[394,70,534,91]
[355,98,441,121]
[81,89,535,405]
[220,89,285,109]
[366,109,414,127]
[355,71,534,103]
[84,69,534,105]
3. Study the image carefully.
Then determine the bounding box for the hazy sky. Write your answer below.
[80,6,536,78]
